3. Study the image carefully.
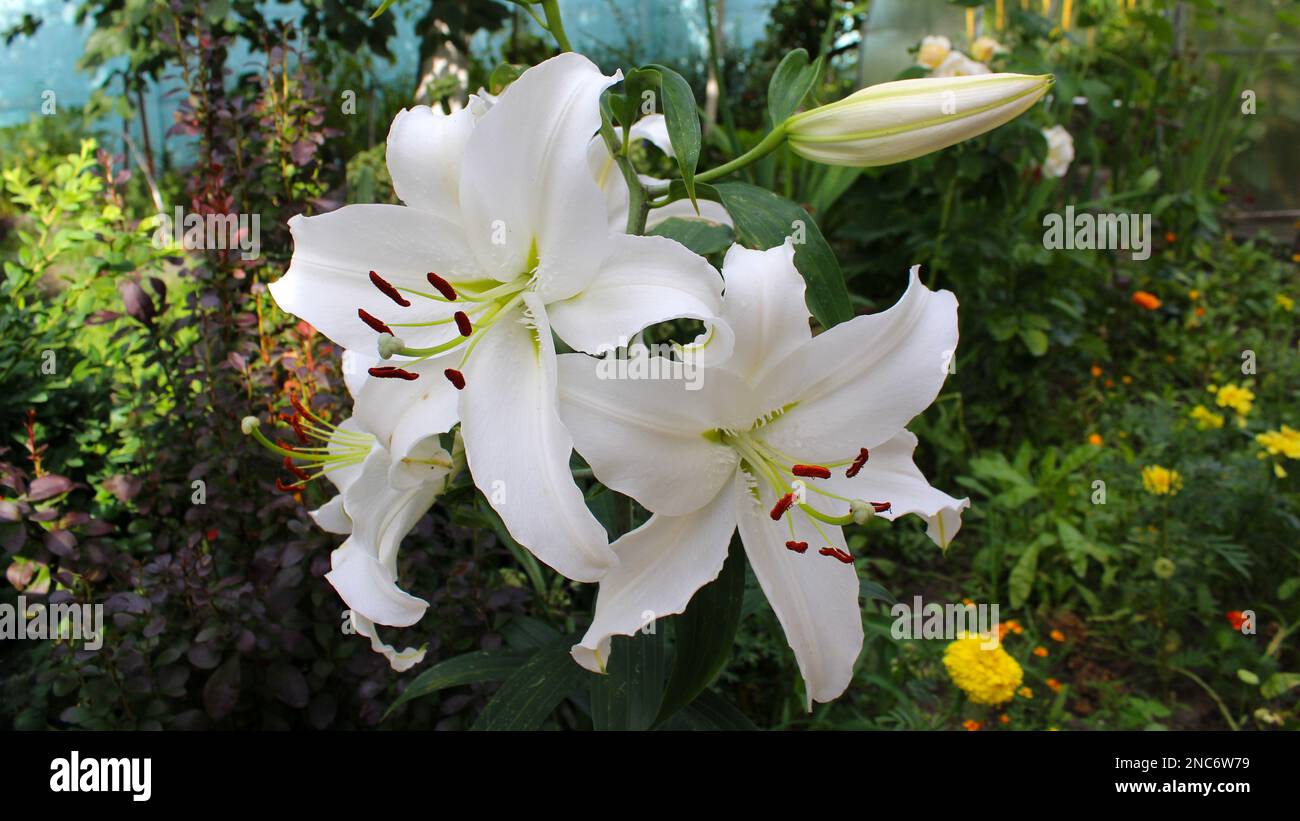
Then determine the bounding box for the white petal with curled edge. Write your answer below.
[349,610,426,672]
[342,350,374,399]
[822,430,969,549]
[757,265,958,463]
[556,352,745,517]
[386,104,475,220]
[310,495,351,535]
[458,294,615,582]
[735,478,863,708]
[714,240,811,383]
[269,205,479,353]
[353,353,461,463]
[572,483,737,673]
[324,447,441,627]
[547,233,733,364]
[457,53,619,300]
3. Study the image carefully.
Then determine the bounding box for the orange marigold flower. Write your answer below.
[963,719,983,732]
[1018,687,1034,699]
[998,714,1011,725]
[1226,610,1248,630]
[1132,291,1162,310]
[1088,433,1103,446]
[1046,678,1063,693]
[1004,619,1023,635]
[1050,629,1066,642]
[1194,306,1205,317]
[1090,363,1103,379]
[1033,646,1049,657]
[1165,231,1177,244]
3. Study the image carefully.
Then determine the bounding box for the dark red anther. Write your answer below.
[368,366,419,381]
[275,440,299,453]
[426,272,457,301]
[444,368,466,390]
[871,501,892,513]
[275,478,306,493]
[454,311,473,337]
[769,492,795,521]
[369,271,411,307]
[282,456,311,482]
[278,412,308,444]
[289,393,311,419]
[792,464,832,479]
[358,308,393,335]
[785,540,809,554]
[818,547,854,564]
[846,448,869,478]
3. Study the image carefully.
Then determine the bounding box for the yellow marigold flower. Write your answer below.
[1214,383,1255,417]
[1277,463,1289,479]
[1190,404,1224,430]
[1142,465,1183,496]
[1257,426,1300,460]
[1049,629,1066,642]
[1018,686,1034,699]
[944,636,1024,705]
[1121,375,1133,385]
[1277,294,1295,312]
[1188,289,1200,301]
[1088,433,1103,446]
[962,719,983,732]
[1046,678,1063,693]
[1033,646,1049,657]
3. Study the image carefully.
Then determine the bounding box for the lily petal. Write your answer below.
[386,104,476,220]
[556,352,744,516]
[758,265,958,462]
[324,448,441,627]
[715,240,812,383]
[270,204,479,353]
[548,233,733,362]
[353,353,461,463]
[572,485,736,673]
[349,610,426,672]
[459,294,615,582]
[824,430,969,549]
[458,53,619,300]
[735,477,863,708]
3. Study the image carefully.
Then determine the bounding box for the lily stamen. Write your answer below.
[846,448,869,478]
[770,492,795,520]
[368,366,419,381]
[444,368,466,390]
[369,271,411,307]
[792,464,832,479]
[785,540,809,553]
[358,308,393,335]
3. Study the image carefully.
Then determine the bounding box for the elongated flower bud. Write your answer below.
[784,73,1053,168]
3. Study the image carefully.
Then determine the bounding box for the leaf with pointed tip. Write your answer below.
[384,650,532,719]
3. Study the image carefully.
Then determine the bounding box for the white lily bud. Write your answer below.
[784,73,1053,168]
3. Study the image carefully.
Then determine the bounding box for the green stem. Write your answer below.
[540,0,573,53]
[702,0,742,159]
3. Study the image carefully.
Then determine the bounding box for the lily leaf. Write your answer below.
[471,636,587,730]
[645,64,701,210]
[767,48,824,125]
[590,630,667,730]
[384,650,531,719]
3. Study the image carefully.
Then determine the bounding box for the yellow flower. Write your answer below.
[1121,375,1133,385]
[1275,463,1288,479]
[944,636,1024,705]
[1277,294,1295,312]
[1142,465,1183,496]
[1214,383,1255,417]
[1188,289,1200,301]
[1018,686,1034,699]
[1257,426,1300,460]
[970,35,1005,63]
[1189,404,1225,430]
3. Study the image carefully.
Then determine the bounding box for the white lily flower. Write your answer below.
[586,113,734,232]
[243,351,460,671]
[916,35,952,69]
[268,53,734,583]
[556,241,969,705]
[1039,124,1075,179]
[784,73,1051,167]
[931,51,992,78]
